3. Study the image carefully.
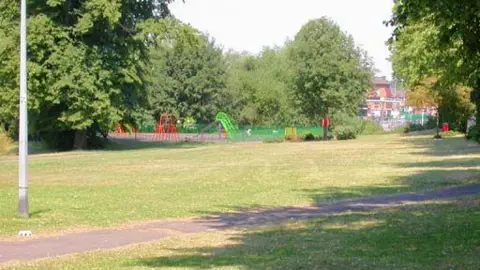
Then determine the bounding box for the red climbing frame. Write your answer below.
[154,113,179,142]
[114,124,127,136]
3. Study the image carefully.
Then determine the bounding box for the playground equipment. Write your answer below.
[111,112,243,143]
[114,124,127,136]
[216,112,237,138]
[154,113,179,142]
[285,127,297,140]
[189,112,237,142]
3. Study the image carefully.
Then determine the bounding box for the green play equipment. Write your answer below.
[216,112,237,138]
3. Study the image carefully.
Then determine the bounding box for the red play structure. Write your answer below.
[153,113,179,142]
[114,124,128,136]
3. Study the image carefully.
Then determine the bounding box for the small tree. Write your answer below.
[289,17,373,139]
[406,78,441,136]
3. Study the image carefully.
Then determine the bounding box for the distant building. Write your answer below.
[365,76,406,120]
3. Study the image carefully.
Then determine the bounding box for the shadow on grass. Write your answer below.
[300,137,480,205]
[193,136,480,229]
[186,185,480,232]
[6,138,208,156]
[29,209,52,218]
[399,158,480,168]
[133,135,480,269]
[130,198,480,269]
[100,139,208,151]
[407,137,480,157]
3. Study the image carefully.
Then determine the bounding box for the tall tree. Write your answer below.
[0,0,175,149]
[389,0,480,139]
[289,17,373,137]
[147,22,227,124]
[390,11,476,133]
[406,78,441,136]
[225,46,300,127]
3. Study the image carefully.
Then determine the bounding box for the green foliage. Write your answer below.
[360,120,384,135]
[466,125,480,143]
[329,112,364,140]
[182,116,197,130]
[334,126,357,140]
[389,0,480,90]
[438,87,476,132]
[393,30,474,133]
[403,118,437,134]
[0,0,175,150]
[0,127,12,154]
[302,133,316,141]
[389,0,480,141]
[289,17,373,121]
[224,47,301,126]
[147,21,227,123]
[330,112,363,134]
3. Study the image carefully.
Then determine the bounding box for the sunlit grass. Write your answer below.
[0,134,479,237]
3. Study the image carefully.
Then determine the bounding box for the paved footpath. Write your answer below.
[1,184,480,265]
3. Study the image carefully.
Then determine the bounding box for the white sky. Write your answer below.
[170,0,394,79]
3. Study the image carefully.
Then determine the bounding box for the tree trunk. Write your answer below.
[471,86,480,142]
[73,131,87,150]
[436,108,440,137]
[472,87,480,123]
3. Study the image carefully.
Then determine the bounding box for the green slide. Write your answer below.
[216,112,237,138]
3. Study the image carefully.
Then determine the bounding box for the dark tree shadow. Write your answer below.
[407,137,480,157]
[399,158,480,168]
[129,198,480,269]
[102,139,207,151]
[190,136,480,230]
[115,136,480,269]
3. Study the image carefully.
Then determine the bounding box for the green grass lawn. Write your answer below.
[5,195,480,270]
[0,134,479,237]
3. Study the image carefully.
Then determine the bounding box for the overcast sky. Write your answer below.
[170,0,394,79]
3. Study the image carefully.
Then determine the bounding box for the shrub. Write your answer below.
[0,128,13,155]
[330,112,363,141]
[302,133,316,141]
[466,125,480,143]
[334,125,357,140]
[316,133,334,141]
[360,120,384,135]
[404,118,438,134]
[330,113,363,134]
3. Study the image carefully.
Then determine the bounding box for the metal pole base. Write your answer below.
[19,187,29,218]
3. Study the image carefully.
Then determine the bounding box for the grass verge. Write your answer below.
[4,195,479,270]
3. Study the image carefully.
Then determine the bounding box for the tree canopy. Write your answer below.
[147,21,227,124]
[0,0,175,148]
[389,0,478,134]
[288,18,373,121]
[0,8,379,148]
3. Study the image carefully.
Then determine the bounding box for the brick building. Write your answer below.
[365,77,405,120]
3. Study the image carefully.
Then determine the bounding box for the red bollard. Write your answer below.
[442,123,449,132]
